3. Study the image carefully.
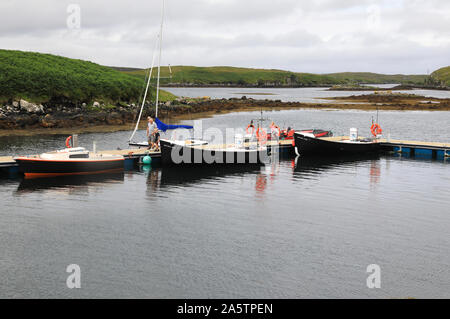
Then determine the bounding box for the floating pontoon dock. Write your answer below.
[0,138,448,177]
[380,139,450,159]
[0,156,17,167]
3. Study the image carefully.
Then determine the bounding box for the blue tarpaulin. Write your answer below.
[155,118,193,132]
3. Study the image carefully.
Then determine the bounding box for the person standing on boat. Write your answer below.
[147,116,158,150]
[270,121,280,140]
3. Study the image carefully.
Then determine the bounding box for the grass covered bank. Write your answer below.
[117,65,429,87]
[0,49,176,105]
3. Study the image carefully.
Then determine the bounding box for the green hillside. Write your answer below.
[0,49,174,104]
[430,66,450,86]
[117,66,428,86]
[120,66,344,86]
[0,49,442,108]
[324,72,427,85]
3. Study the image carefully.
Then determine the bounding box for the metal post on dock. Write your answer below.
[72,134,79,148]
[93,141,97,154]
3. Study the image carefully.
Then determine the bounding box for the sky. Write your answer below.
[1,0,449,74]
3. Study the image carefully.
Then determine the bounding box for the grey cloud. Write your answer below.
[397,11,450,37]
[0,0,448,73]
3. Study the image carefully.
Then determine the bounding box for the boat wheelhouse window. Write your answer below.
[68,147,86,152]
[69,153,89,159]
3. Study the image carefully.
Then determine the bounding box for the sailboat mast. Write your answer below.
[374,97,379,128]
[128,34,159,142]
[155,0,165,119]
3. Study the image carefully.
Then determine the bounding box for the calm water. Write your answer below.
[0,109,449,298]
[163,86,450,103]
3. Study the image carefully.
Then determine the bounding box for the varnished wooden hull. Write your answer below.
[15,157,124,178]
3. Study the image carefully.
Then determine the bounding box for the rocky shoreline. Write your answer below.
[161,83,332,88]
[327,84,449,91]
[1,94,450,133]
[0,99,139,130]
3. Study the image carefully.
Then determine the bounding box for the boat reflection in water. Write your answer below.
[294,154,382,177]
[254,160,283,196]
[142,163,269,200]
[157,165,262,188]
[16,172,125,194]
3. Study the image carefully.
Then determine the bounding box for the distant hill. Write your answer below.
[324,72,427,85]
[114,65,428,86]
[0,49,441,108]
[430,66,450,87]
[115,65,343,86]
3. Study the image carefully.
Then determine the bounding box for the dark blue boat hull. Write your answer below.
[160,139,267,166]
[294,132,381,156]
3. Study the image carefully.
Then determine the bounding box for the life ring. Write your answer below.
[65,136,72,148]
[256,128,267,141]
[246,124,255,135]
[370,123,382,137]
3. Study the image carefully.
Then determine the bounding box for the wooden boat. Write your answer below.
[294,131,381,156]
[14,146,124,178]
[160,139,268,166]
